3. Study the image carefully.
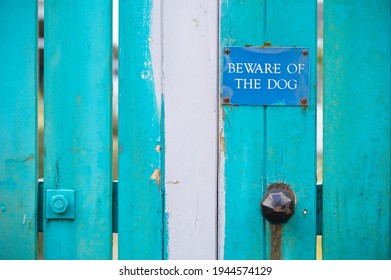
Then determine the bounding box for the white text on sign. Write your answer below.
[228,62,305,90]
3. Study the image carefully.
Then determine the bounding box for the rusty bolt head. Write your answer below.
[223,96,230,103]
[261,183,296,224]
[301,98,308,105]
[224,48,230,54]
[302,49,308,55]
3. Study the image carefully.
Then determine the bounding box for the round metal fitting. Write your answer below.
[302,49,308,55]
[50,195,69,214]
[261,183,296,224]
[224,48,230,54]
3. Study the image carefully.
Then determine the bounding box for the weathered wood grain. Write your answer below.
[0,0,38,260]
[118,0,163,259]
[220,0,317,259]
[323,0,390,259]
[44,0,113,259]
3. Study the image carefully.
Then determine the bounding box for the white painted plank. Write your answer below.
[163,0,219,259]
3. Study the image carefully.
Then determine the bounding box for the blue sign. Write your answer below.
[222,47,310,106]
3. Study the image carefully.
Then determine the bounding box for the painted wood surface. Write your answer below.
[0,0,38,260]
[44,0,112,259]
[220,0,317,259]
[264,0,317,260]
[163,0,218,259]
[323,0,390,259]
[118,0,163,259]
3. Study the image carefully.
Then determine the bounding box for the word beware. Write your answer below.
[228,63,305,90]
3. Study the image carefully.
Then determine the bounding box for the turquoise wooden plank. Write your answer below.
[220,0,266,260]
[0,0,38,260]
[44,0,112,259]
[220,0,316,259]
[323,0,390,259]
[118,0,163,259]
[264,0,317,260]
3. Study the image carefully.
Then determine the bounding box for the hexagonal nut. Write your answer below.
[50,195,69,214]
[261,183,296,224]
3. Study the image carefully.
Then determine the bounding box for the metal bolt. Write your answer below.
[224,48,230,54]
[261,183,296,224]
[302,49,308,55]
[301,98,308,105]
[223,97,230,103]
[50,195,69,214]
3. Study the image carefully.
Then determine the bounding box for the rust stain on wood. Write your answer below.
[270,224,283,260]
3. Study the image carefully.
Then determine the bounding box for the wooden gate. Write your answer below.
[0,0,390,260]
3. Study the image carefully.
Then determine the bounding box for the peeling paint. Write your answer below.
[221,105,226,119]
[22,155,34,162]
[150,168,161,186]
[155,145,161,152]
[141,70,151,80]
[219,131,226,153]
